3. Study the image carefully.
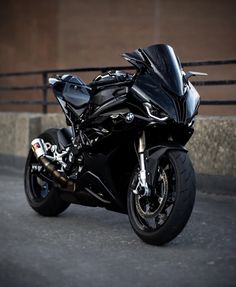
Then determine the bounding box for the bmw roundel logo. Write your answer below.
[125,112,134,123]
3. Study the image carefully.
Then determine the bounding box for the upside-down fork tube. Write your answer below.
[136,131,150,196]
[31,138,76,192]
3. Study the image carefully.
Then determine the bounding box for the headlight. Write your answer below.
[143,102,168,122]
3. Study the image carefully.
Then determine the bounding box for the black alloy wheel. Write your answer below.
[127,150,196,245]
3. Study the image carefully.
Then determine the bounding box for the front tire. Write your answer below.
[127,150,196,245]
[24,128,70,216]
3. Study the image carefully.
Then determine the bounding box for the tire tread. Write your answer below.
[127,150,196,245]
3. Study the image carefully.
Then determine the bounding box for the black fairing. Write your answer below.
[91,86,127,106]
[63,76,90,108]
[123,44,200,123]
[52,75,90,108]
[185,82,200,120]
[131,72,178,122]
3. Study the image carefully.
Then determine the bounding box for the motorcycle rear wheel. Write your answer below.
[24,128,70,216]
[127,150,196,245]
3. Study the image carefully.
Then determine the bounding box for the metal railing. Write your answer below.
[0,59,235,113]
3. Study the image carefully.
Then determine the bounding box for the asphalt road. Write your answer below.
[0,170,235,287]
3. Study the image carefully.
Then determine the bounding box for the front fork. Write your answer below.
[134,131,150,196]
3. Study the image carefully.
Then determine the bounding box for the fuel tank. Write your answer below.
[91,70,130,106]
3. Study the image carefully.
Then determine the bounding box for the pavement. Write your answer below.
[0,169,235,287]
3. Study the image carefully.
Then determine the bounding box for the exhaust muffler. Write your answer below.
[31,138,76,192]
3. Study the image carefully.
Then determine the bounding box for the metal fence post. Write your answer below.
[42,72,48,114]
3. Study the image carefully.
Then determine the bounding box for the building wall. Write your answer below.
[0,0,235,114]
[0,0,58,72]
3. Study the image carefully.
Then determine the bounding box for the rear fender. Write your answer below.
[145,144,187,186]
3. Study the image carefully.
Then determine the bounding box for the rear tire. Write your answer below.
[127,150,196,245]
[24,128,70,216]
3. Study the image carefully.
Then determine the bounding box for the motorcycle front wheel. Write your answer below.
[127,150,196,245]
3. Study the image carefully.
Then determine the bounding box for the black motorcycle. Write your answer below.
[25,44,206,245]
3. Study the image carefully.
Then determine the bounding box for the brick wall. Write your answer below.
[0,0,235,115]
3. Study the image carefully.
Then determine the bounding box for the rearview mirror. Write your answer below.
[185,71,208,81]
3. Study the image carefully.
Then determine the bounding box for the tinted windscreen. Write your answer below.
[141,44,184,96]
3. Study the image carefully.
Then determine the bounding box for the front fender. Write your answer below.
[145,144,187,186]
